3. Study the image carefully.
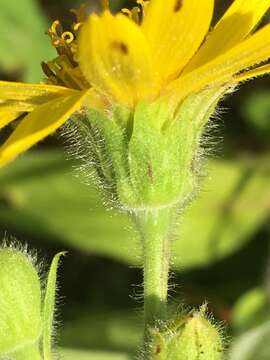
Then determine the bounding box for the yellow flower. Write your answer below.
[1,0,270,167]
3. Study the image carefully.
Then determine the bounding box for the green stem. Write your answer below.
[135,207,175,330]
[12,342,42,360]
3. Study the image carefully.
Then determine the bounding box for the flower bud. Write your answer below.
[150,309,223,360]
[173,313,223,360]
[0,247,42,355]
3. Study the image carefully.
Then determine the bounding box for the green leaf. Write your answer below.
[173,156,270,267]
[60,309,141,353]
[0,150,269,269]
[43,252,65,360]
[241,90,270,134]
[232,288,270,334]
[60,348,130,360]
[0,0,54,82]
[0,150,134,263]
[230,288,270,360]
[229,322,270,360]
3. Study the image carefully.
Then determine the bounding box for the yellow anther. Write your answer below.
[131,7,141,23]
[137,0,145,7]
[136,0,149,17]
[122,6,141,23]
[62,32,75,44]
[121,8,132,18]
[53,39,61,46]
[42,7,90,90]
[73,22,83,32]
[50,20,63,36]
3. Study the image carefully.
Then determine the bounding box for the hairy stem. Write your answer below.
[134,207,175,331]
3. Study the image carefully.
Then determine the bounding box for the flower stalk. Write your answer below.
[134,207,175,328]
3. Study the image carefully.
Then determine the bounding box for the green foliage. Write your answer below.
[0,0,54,82]
[232,288,270,333]
[60,347,130,360]
[229,286,270,360]
[241,90,270,134]
[0,150,269,269]
[60,309,141,354]
[229,322,270,360]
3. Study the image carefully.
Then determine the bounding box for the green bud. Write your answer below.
[150,309,223,360]
[0,245,64,360]
[172,314,223,360]
[67,87,224,211]
[0,247,42,356]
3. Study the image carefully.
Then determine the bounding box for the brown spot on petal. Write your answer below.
[174,0,183,12]
[111,41,129,55]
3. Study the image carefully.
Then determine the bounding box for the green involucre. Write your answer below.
[69,87,224,211]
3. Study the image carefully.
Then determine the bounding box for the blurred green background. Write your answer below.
[0,1,270,359]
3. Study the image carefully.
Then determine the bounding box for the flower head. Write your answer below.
[1,0,270,166]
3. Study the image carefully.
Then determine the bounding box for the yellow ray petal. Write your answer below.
[141,0,214,83]
[0,100,36,115]
[0,81,79,106]
[78,10,157,108]
[167,23,270,104]
[185,0,270,73]
[0,91,89,167]
[235,63,270,82]
[0,109,21,130]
